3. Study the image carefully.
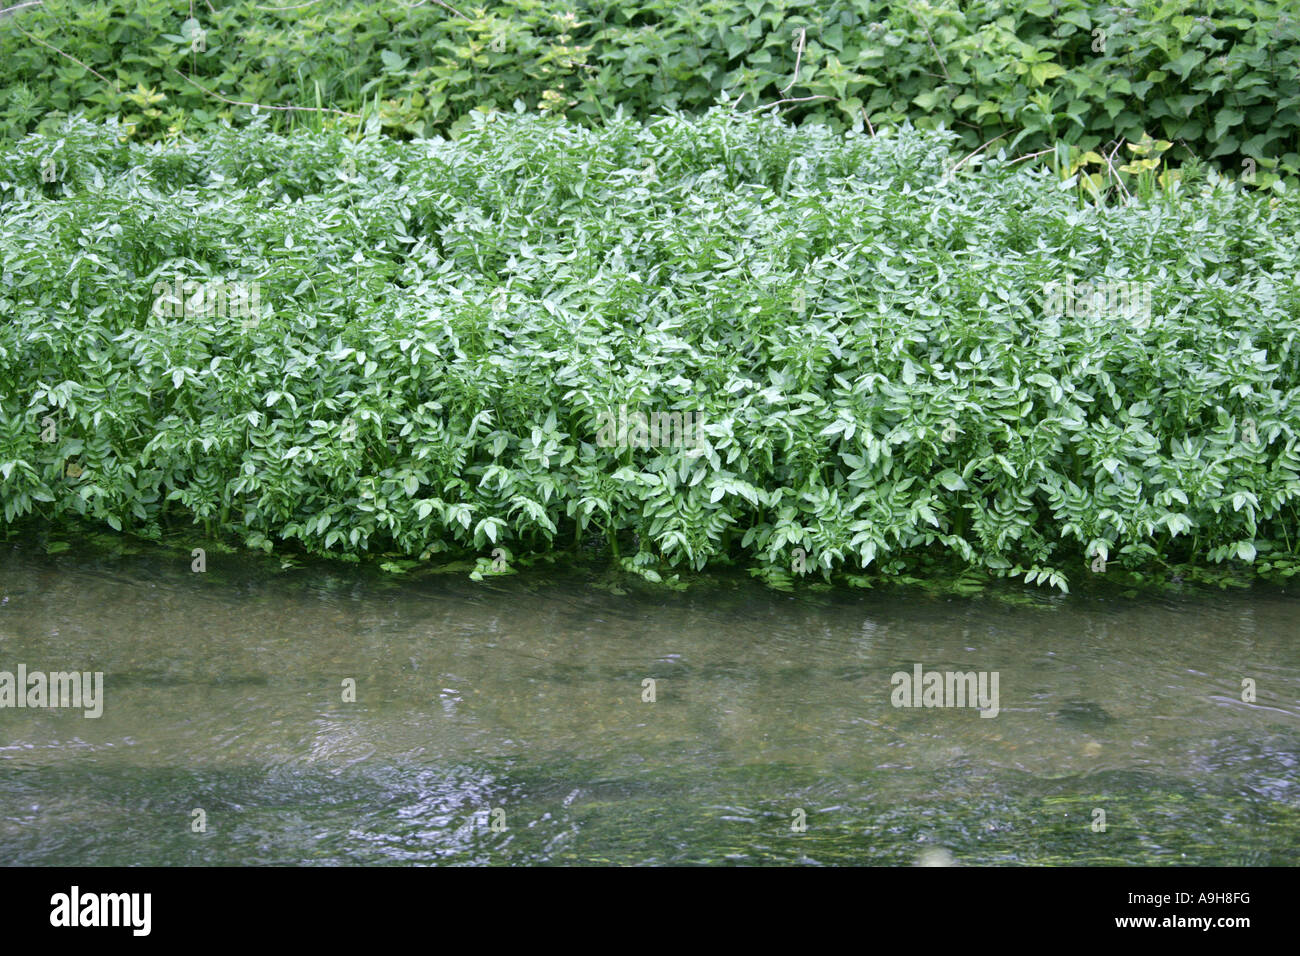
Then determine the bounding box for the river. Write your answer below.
[1,540,1297,865]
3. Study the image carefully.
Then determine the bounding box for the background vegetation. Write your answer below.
[1,0,1298,186]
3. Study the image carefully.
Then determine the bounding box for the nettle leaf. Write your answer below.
[1030,62,1066,86]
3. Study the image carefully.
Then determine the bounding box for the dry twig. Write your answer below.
[404,0,471,18]
[9,18,117,90]
[255,1,323,10]
[946,131,1010,177]
[173,69,360,117]
[740,93,832,115]
[919,19,950,80]
[0,2,46,16]
[780,28,805,95]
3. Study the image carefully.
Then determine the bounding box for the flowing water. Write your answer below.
[1,539,1297,866]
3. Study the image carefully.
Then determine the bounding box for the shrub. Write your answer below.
[0,0,1297,182]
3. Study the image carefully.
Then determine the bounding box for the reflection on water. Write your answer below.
[1,540,1297,865]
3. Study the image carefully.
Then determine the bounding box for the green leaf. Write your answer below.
[1030,63,1065,86]
[937,470,968,492]
[913,90,943,111]
[1214,107,1245,140]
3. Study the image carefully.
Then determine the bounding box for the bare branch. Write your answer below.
[1102,139,1132,200]
[0,1,45,16]
[780,28,805,96]
[9,19,117,90]
[740,94,832,115]
[1007,147,1055,166]
[946,131,1010,176]
[404,0,471,19]
[919,19,950,80]
[172,69,361,117]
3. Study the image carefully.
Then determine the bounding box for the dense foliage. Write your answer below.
[2,110,1299,590]
[1,0,1298,185]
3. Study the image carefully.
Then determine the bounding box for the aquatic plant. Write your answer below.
[1,109,1299,591]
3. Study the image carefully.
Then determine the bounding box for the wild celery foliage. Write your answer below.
[2,109,1299,590]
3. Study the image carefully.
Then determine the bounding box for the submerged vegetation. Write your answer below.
[2,108,1299,592]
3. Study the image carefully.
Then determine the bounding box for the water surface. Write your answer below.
[1,541,1297,865]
